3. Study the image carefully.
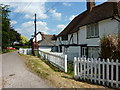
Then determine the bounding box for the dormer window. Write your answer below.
[87,23,99,38]
[61,35,68,41]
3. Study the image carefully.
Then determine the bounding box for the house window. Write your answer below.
[88,47,100,58]
[87,23,99,38]
[61,35,68,41]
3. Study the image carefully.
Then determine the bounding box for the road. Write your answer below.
[0,54,2,89]
[2,51,52,88]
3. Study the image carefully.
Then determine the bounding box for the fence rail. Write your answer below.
[39,50,67,72]
[74,57,120,88]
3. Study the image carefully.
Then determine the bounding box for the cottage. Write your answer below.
[33,32,57,52]
[56,0,120,60]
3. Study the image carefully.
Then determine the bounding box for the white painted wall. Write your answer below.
[99,18,119,37]
[65,46,80,61]
[39,46,52,52]
[56,38,60,46]
[78,18,119,46]
[73,33,77,44]
[33,34,42,42]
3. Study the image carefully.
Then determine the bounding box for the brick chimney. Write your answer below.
[87,0,95,11]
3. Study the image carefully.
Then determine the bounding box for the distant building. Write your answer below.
[34,32,57,52]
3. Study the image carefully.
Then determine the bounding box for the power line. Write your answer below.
[13,2,32,21]
[37,2,60,20]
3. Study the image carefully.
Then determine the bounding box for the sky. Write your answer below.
[1,0,108,40]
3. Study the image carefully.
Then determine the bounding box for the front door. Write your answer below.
[81,46,88,58]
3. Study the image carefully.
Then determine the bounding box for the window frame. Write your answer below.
[86,23,99,39]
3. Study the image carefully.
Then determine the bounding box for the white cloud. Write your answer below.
[16,21,49,39]
[3,2,48,20]
[50,24,66,34]
[10,20,17,25]
[57,24,66,30]
[50,9,62,20]
[69,15,77,21]
[63,3,71,6]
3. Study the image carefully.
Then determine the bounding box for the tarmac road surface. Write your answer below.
[2,51,52,88]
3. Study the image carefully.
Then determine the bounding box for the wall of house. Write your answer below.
[78,18,119,46]
[78,26,100,46]
[56,38,61,46]
[64,46,80,61]
[99,18,119,38]
[72,33,77,44]
[33,34,42,42]
[68,46,80,61]
[118,21,120,34]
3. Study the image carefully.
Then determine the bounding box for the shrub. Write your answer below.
[100,35,120,61]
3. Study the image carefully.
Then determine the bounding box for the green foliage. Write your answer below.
[100,35,120,61]
[20,35,29,44]
[9,28,21,46]
[26,38,33,46]
[2,49,16,53]
[67,61,74,76]
[13,45,31,49]
[1,4,10,49]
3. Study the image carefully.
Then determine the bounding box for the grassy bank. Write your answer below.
[19,54,107,88]
[2,49,16,53]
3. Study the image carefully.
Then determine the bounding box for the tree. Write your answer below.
[26,38,33,46]
[1,4,11,49]
[1,4,21,50]
[9,28,21,46]
[20,35,29,45]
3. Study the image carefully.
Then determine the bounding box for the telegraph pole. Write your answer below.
[34,13,37,43]
[32,13,37,55]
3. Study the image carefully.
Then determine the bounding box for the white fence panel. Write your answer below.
[19,48,32,55]
[39,50,67,72]
[74,57,120,88]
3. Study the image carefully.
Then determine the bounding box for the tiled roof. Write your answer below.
[38,34,56,46]
[58,1,120,37]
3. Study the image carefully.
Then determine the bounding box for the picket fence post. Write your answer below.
[107,59,110,86]
[74,57,78,79]
[65,55,67,73]
[116,60,119,88]
[111,59,114,87]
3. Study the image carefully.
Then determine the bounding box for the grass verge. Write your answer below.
[20,54,107,88]
[2,49,16,53]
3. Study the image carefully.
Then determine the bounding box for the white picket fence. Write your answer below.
[39,50,67,72]
[74,57,120,88]
[19,48,32,55]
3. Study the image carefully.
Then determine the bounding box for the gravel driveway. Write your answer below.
[2,51,52,88]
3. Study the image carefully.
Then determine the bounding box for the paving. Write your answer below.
[2,51,52,88]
